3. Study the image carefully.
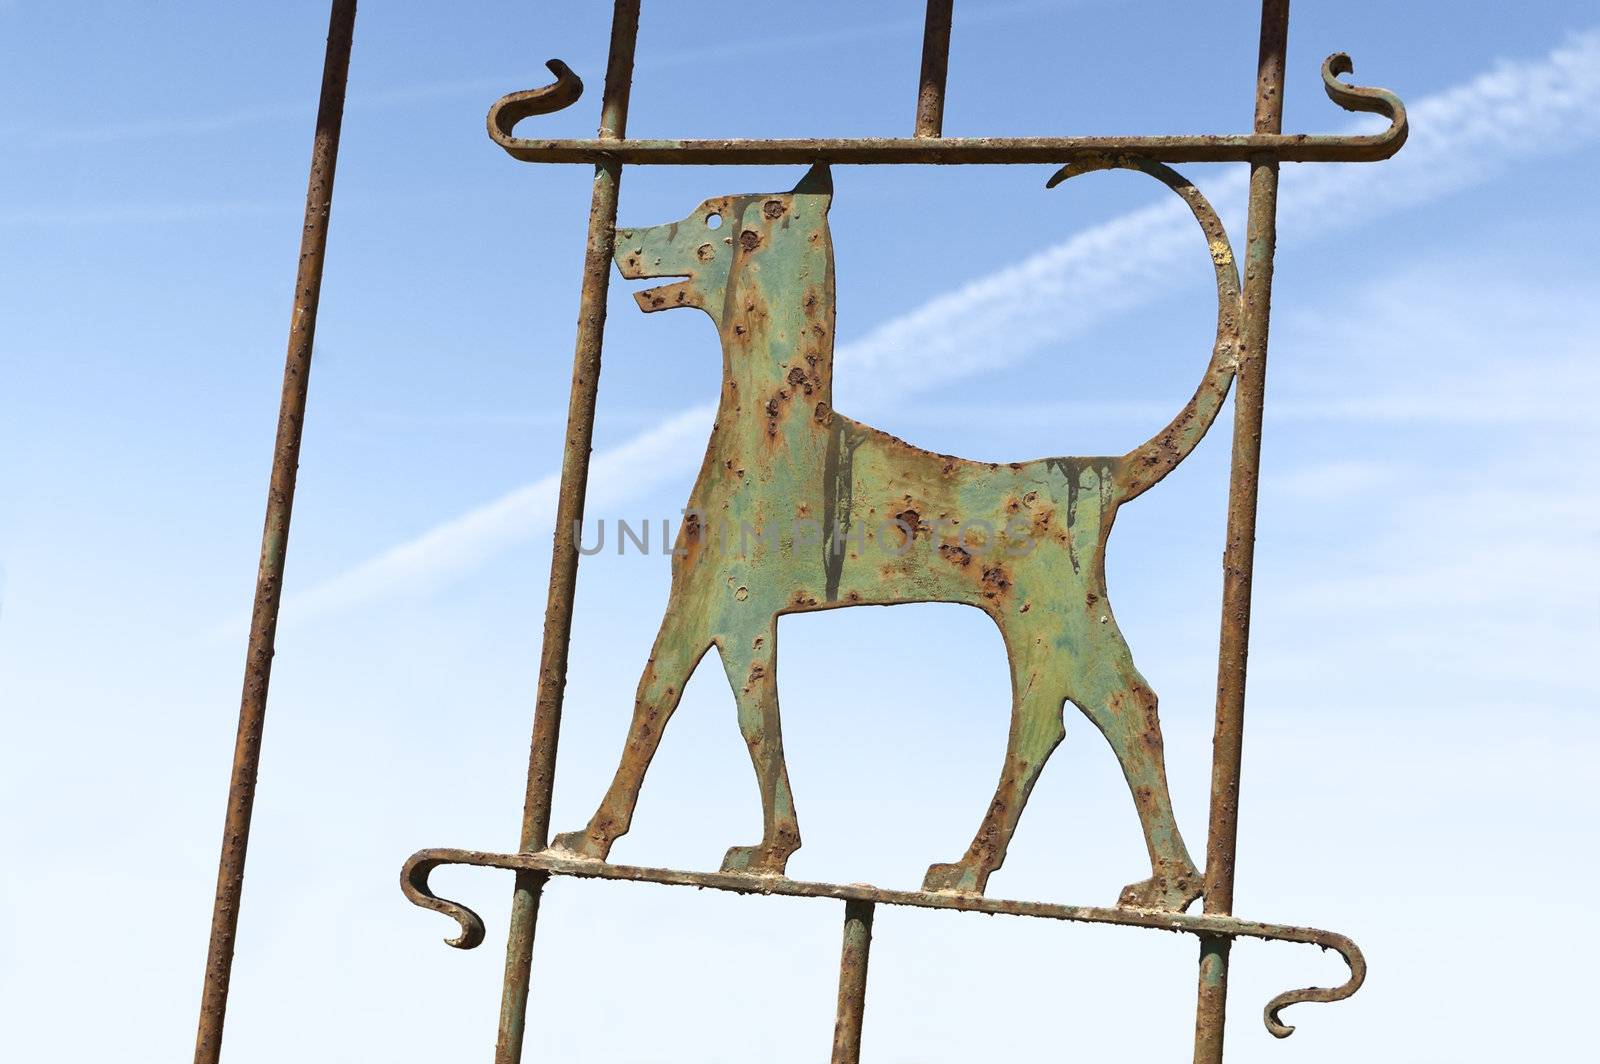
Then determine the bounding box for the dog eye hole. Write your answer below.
[706,212,722,230]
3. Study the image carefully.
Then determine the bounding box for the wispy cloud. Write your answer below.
[272,28,1600,625]
[280,404,714,621]
[1265,460,1403,500]
[841,27,1600,404]
[1253,257,1600,705]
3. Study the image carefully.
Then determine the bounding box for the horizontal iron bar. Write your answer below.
[408,846,1336,941]
[400,846,1362,1037]
[488,53,1405,168]
[491,132,1399,166]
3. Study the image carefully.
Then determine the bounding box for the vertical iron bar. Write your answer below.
[831,900,876,1064]
[192,3,357,1063]
[914,0,954,137]
[1193,2,1290,1061]
[494,3,641,1062]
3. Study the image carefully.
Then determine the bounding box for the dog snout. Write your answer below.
[615,238,651,279]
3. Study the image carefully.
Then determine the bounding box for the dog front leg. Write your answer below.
[716,621,802,875]
[549,624,711,860]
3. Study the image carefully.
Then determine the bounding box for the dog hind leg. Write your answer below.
[923,628,1066,895]
[1069,623,1202,911]
[715,620,802,874]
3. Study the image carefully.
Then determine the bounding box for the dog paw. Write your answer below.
[922,860,988,895]
[1116,865,1203,912]
[548,829,609,861]
[720,843,791,876]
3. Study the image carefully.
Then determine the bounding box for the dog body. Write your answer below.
[553,163,1239,910]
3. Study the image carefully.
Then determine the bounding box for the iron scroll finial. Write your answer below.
[1322,52,1409,158]
[401,851,486,950]
[487,58,584,145]
[1264,931,1368,1038]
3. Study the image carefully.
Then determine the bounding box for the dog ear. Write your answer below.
[793,163,833,206]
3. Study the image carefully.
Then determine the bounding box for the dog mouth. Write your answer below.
[615,243,695,311]
[631,278,695,313]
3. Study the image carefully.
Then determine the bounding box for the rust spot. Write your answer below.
[939,543,972,568]
[696,243,715,262]
[980,565,1011,598]
[740,229,762,251]
[762,199,786,219]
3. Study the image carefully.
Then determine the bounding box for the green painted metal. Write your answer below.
[546,159,1239,910]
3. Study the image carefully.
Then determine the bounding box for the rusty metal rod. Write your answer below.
[914,0,954,137]
[405,846,1365,1037]
[192,3,357,1062]
[490,129,1402,165]
[493,3,641,1062]
[486,50,1403,166]
[1193,1,1290,1061]
[831,900,876,1064]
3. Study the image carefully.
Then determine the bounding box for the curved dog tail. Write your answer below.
[1047,158,1243,504]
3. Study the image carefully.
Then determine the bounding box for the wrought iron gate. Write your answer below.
[195,3,1408,1062]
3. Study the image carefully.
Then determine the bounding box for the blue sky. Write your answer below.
[1,2,1596,1061]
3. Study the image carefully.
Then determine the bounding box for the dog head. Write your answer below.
[614,164,832,323]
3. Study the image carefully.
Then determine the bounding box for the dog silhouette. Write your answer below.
[551,160,1240,911]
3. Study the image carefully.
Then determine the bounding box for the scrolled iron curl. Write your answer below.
[488,58,584,144]
[401,851,486,950]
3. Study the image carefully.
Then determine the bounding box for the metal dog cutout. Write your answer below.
[551,160,1240,911]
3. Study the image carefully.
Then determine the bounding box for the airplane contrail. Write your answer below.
[274,28,1600,626]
